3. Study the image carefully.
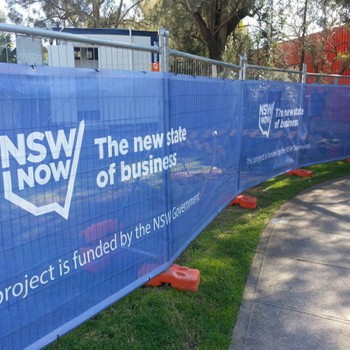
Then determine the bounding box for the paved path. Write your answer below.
[230,177,350,350]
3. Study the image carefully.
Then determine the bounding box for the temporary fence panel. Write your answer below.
[167,75,241,258]
[239,80,305,192]
[238,80,350,193]
[0,64,170,349]
[1,61,350,349]
[299,84,350,165]
[0,64,242,349]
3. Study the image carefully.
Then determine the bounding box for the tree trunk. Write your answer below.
[92,1,101,28]
[300,0,308,71]
[208,40,223,61]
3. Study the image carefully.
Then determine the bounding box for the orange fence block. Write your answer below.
[229,194,257,209]
[286,169,313,177]
[346,159,350,163]
[143,264,200,292]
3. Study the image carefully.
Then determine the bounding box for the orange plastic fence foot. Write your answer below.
[345,159,350,163]
[229,194,257,209]
[286,169,313,177]
[143,264,200,292]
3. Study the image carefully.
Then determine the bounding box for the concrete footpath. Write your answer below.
[230,177,350,350]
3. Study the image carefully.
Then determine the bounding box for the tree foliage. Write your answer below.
[141,0,258,61]
[247,0,348,74]
[6,0,143,28]
[4,0,350,73]
[247,0,291,65]
[0,10,15,63]
[138,0,207,56]
[284,0,345,74]
[335,0,350,22]
[223,22,256,65]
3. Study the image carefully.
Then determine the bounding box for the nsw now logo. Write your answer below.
[0,120,85,219]
[258,102,275,138]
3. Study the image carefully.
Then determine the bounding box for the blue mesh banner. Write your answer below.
[0,63,349,349]
[299,84,350,165]
[0,64,170,349]
[167,76,241,258]
[239,81,305,192]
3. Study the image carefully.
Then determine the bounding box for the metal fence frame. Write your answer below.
[1,21,350,350]
[1,22,350,84]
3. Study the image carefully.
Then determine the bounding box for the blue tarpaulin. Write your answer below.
[0,63,349,349]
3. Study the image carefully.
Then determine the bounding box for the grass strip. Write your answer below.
[49,160,350,350]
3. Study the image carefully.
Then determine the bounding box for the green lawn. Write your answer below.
[48,161,350,350]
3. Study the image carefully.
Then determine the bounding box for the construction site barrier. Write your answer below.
[0,63,349,349]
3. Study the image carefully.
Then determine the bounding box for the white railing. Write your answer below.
[1,23,350,84]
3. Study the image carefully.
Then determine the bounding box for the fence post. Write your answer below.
[159,28,170,73]
[211,64,218,78]
[239,55,247,80]
[301,63,307,83]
